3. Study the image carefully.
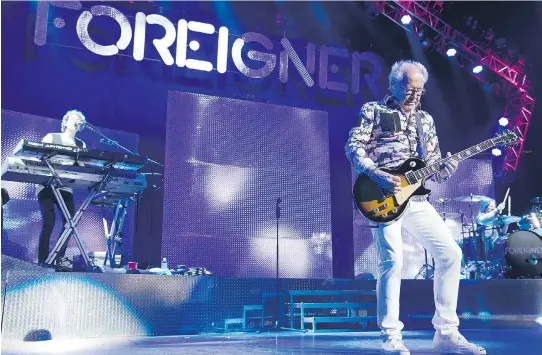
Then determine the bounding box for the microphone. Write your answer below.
[85,125,97,133]
[75,121,86,131]
[84,122,100,132]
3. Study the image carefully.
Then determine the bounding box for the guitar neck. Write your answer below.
[414,138,498,180]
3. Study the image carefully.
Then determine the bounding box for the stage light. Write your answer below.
[498,117,509,127]
[446,48,457,57]
[492,148,502,157]
[536,317,542,326]
[2,278,149,341]
[473,65,483,74]
[401,15,412,25]
[421,38,433,47]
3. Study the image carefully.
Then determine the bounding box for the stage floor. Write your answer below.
[3,328,541,354]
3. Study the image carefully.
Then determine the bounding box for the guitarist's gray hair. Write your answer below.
[388,60,429,90]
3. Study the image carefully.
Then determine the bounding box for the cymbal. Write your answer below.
[531,197,542,204]
[497,215,521,224]
[454,195,491,203]
[436,198,450,203]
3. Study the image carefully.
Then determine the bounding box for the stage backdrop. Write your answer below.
[162,92,332,278]
[1,1,508,278]
[1,109,139,263]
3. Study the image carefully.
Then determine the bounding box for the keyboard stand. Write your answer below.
[42,157,111,269]
[102,196,130,268]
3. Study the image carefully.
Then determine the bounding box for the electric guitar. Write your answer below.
[352,130,520,224]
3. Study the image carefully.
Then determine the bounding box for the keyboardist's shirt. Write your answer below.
[36,133,86,195]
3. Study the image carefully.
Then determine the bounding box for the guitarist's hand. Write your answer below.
[438,152,458,180]
[370,169,402,194]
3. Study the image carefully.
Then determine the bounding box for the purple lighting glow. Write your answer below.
[162,92,332,278]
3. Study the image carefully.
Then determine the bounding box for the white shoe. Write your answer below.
[433,330,486,354]
[381,335,410,354]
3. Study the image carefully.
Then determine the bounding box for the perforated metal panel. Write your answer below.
[2,263,540,341]
[1,109,139,263]
[162,92,332,278]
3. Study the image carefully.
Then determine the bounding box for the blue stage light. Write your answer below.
[446,48,457,57]
[401,15,411,25]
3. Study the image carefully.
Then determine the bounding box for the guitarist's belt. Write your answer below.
[410,195,428,202]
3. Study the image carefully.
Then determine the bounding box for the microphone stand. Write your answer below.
[84,123,138,157]
[257,198,303,333]
[84,123,164,168]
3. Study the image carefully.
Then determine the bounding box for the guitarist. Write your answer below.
[345,60,485,355]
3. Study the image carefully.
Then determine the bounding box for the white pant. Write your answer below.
[372,199,462,339]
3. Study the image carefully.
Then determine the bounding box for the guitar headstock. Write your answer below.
[493,130,520,146]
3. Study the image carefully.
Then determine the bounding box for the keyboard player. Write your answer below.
[37,110,87,265]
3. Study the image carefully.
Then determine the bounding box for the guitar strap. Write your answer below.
[414,110,427,162]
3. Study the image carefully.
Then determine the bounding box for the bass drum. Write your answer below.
[504,230,542,277]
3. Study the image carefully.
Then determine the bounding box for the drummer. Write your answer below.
[476,199,508,247]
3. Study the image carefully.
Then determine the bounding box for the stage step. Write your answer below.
[284,290,377,330]
[303,316,377,332]
[243,304,264,329]
[224,318,243,331]
[289,302,376,309]
[286,290,376,296]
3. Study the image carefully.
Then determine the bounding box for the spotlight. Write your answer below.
[446,48,457,57]
[492,148,502,157]
[498,117,509,127]
[401,15,412,25]
[473,65,483,74]
[536,317,542,326]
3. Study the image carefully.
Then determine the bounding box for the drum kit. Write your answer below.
[436,195,542,279]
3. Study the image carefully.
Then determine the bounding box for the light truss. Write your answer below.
[377,1,536,175]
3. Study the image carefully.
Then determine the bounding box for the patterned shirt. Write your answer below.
[345,96,442,176]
